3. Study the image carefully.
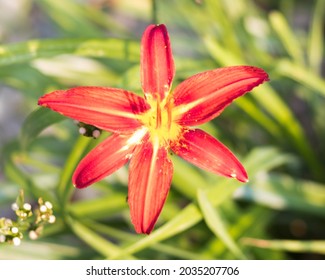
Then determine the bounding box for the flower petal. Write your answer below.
[128,135,173,234]
[172,66,269,126]
[141,24,175,101]
[171,129,248,182]
[73,130,146,188]
[38,86,149,133]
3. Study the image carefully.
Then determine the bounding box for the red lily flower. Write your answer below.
[38,24,269,234]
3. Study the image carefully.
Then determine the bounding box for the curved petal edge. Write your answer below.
[171,128,248,182]
[172,66,269,126]
[73,132,144,188]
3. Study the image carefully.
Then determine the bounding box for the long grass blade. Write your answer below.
[197,189,247,259]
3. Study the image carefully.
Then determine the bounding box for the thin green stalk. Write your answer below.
[197,189,247,260]
[84,220,207,260]
[242,238,325,255]
[66,217,136,259]
[269,11,305,65]
[57,136,92,209]
[307,0,325,73]
[20,153,61,173]
[152,0,158,24]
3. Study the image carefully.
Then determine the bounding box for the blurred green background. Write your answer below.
[0,0,325,260]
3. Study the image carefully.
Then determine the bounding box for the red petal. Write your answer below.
[141,24,175,101]
[73,131,145,188]
[38,87,149,133]
[128,136,173,234]
[172,66,269,126]
[171,129,248,182]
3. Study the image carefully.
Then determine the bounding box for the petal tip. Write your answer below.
[141,23,175,100]
[73,181,85,189]
[134,225,154,235]
[231,171,249,183]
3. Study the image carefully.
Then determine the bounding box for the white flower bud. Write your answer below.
[23,203,32,211]
[92,130,101,139]
[48,215,56,224]
[79,127,87,135]
[40,205,47,213]
[11,203,19,211]
[44,201,53,209]
[0,235,6,243]
[12,237,21,246]
[29,231,38,240]
[11,227,19,234]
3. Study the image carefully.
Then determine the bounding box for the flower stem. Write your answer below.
[152,0,158,24]
[57,135,92,210]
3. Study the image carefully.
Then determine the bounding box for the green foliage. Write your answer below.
[0,0,324,260]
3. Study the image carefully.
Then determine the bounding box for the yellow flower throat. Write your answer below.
[139,95,181,146]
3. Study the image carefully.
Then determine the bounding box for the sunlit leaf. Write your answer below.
[234,173,325,217]
[242,238,325,255]
[20,107,65,149]
[0,38,139,66]
[269,11,304,64]
[307,0,325,72]
[66,217,135,259]
[197,189,247,259]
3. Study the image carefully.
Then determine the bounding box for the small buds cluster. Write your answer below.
[0,190,56,246]
[11,202,33,220]
[75,121,101,139]
[36,198,56,224]
[0,218,23,246]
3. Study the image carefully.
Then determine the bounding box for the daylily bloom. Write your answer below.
[38,24,269,234]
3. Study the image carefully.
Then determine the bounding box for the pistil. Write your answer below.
[155,100,162,129]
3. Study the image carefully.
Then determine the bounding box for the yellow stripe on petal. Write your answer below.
[128,135,173,234]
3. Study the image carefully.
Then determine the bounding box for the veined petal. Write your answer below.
[141,24,175,101]
[73,130,146,188]
[171,129,248,182]
[172,66,269,126]
[128,135,173,234]
[38,87,149,133]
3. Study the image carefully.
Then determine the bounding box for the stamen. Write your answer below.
[166,100,172,130]
[156,100,161,129]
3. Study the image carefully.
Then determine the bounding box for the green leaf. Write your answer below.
[1,141,56,203]
[172,156,207,199]
[197,189,247,259]
[307,0,325,72]
[84,220,205,260]
[57,135,93,207]
[269,11,304,64]
[37,0,103,37]
[20,107,65,149]
[108,203,203,259]
[69,193,127,219]
[0,240,82,260]
[0,38,140,66]
[235,173,325,217]
[66,217,135,259]
[276,59,325,97]
[243,146,294,175]
[242,238,325,255]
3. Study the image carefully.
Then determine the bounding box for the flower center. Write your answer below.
[139,95,181,146]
